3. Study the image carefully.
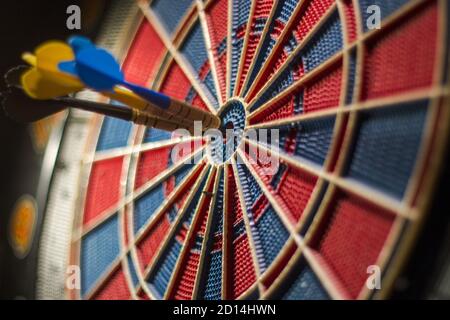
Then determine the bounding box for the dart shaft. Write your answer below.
[124,83,221,128]
[131,109,197,135]
[58,97,132,121]
[59,97,198,133]
[109,87,220,130]
[168,99,221,129]
[107,88,192,128]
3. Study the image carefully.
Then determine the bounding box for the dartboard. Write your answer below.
[35,0,450,300]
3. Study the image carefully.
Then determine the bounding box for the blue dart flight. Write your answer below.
[59,36,171,110]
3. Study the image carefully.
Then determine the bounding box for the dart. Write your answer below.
[20,60,195,130]
[59,36,220,128]
[20,38,219,130]
[19,43,201,130]
[2,66,198,134]
[22,37,220,130]
[19,41,188,125]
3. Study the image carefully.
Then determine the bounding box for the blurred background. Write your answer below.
[0,1,108,299]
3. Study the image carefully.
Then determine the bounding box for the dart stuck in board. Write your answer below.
[1,66,201,134]
[3,36,220,133]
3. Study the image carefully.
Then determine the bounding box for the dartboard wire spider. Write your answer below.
[246,87,449,130]
[234,1,282,98]
[191,165,224,299]
[130,159,210,299]
[81,159,209,300]
[235,149,344,299]
[77,147,206,240]
[243,0,429,111]
[138,165,214,298]
[164,167,220,299]
[138,0,220,114]
[196,0,226,105]
[63,0,450,300]
[243,1,339,105]
[229,158,265,298]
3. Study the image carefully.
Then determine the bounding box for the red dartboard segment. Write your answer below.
[309,191,396,299]
[340,0,358,44]
[246,0,336,102]
[83,157,124,226]
[134,146,172,190]
[92,267,132,300]
[236,0,275,95]
[361,1,438,101]
[159,62,193,100]
[303,61,343,113]
[205,0,228,101]
[159,61,209,111]
[243,144,318,225]
[122,20,166,85]
[168,171,217,300]
[225,166,257,299]
[191,93,210,112]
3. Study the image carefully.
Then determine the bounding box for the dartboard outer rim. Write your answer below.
[36,0,450,300]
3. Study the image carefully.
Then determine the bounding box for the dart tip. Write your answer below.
[22,52,37,67]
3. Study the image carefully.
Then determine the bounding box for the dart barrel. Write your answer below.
[167,98,221,129]
[108,87,220,130]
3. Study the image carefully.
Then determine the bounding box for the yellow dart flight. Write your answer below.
[21,41,84,99]
[20,40,156,110]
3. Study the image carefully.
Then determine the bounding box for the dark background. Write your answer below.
[0,0,108,193]
[0,1,108,299]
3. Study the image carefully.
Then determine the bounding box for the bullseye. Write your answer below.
[211,98,247,163]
